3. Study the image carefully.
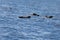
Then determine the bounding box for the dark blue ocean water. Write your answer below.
[0,0,60,40]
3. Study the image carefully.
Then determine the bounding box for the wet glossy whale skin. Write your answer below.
[0,0,60,40]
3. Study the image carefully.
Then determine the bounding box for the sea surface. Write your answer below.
[0,0,60,40]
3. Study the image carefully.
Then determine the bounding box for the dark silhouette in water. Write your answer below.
[18,16,31,18]
[32,13,39,16]
[45,16,53,18]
